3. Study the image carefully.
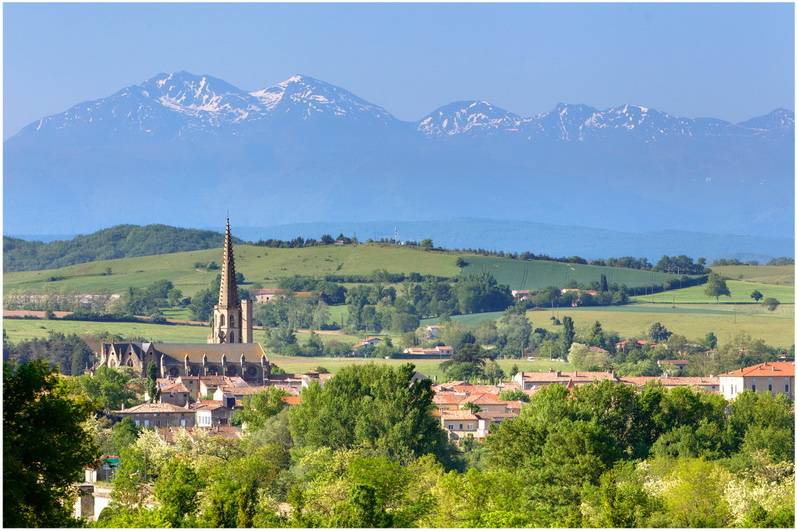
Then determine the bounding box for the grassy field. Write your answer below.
[710,264,794,285]
[3,244,462,297]
[461,255,680,290]
[632,280,794,304]
[534,303,794,348]
[2,318,365,346]
[423,302,794,348]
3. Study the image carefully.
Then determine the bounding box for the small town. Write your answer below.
[3,1,795,529]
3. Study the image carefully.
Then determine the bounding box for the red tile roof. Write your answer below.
[720,361,794,378]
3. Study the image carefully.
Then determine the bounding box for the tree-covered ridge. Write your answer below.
[3,225,238,272]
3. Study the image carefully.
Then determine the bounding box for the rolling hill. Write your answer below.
[3,243,681,297]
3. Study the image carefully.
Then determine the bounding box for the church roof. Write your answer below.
[218,218,240,309]
[154,343,266,364]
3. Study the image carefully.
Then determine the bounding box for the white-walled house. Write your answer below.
[719,361,794,401]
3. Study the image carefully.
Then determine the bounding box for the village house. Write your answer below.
[719,361,794,401]
[512,369,720,393]
[657,359,689,375]
[401,345,454,358]
[114,402,196,429]
[250,288,287,303]
[511,289,532,301]
[351,336,383,354]
[194,400,233,428]
[156,379,191,406]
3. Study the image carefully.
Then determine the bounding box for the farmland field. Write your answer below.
[461,255,680,290]
[2,318,362,347]
[424,303,794,348]
[632,279,794,304]
[710,264,794,285]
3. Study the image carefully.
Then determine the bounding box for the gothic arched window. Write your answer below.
[230,315,235,327]
[219,314,225,327]
[229,331,235,343]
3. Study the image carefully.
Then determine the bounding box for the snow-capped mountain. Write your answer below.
[418,100,525,137]
[251,74,397,125]
[4,71,794,240]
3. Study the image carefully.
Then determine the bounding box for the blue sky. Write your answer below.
[4,2,794,138]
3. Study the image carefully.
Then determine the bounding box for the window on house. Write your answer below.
[768,384,772,392]
[786,384,790,393]
[459,423,463,430]
[752,384,756,392]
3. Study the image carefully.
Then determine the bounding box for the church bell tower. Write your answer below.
[208,218,253,344]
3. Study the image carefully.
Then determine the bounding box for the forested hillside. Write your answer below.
[3,225,236,272]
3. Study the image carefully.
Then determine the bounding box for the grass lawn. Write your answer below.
[710,264,794,286]
[632,280,794,304]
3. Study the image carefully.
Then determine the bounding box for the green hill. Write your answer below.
[709,264,794,286]
[3,224,237,272]
[461,255,679,290]
[3,243,681,297]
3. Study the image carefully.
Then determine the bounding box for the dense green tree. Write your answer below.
[3,361,99,527]
[648,321,672,342]
[77,365,137,410]
[233,387,289,431]
[704,273,731,303]
[440,343,490,381]
[561,315,576,355]
[154,459,201,527]
[289,363,455,466]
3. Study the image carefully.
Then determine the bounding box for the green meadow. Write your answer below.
[632,279,794,304]
[423,303,794,348]
[710,264,794,285]
[461,255,680,290]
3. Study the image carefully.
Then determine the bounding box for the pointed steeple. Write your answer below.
[218,217,239,309]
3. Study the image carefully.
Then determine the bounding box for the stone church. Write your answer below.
[96,219,270,384]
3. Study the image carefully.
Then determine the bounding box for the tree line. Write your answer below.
[4,360,793,527]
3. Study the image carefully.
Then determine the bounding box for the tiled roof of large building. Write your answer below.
[720,361,795,378]
[115,403,191,414]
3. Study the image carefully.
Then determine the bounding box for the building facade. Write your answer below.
[719,361,794,401]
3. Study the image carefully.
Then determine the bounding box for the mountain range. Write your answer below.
[4,71,794,243]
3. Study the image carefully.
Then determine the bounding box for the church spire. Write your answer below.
[218,217,239,309]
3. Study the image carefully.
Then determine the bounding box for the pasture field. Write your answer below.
[535,303,794,348]
[461,255,680,290]
[3,244,462,297]
[423,303,794,348]
[2,318,363,347]
[710,264,794,285]
[632,280,794,304]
